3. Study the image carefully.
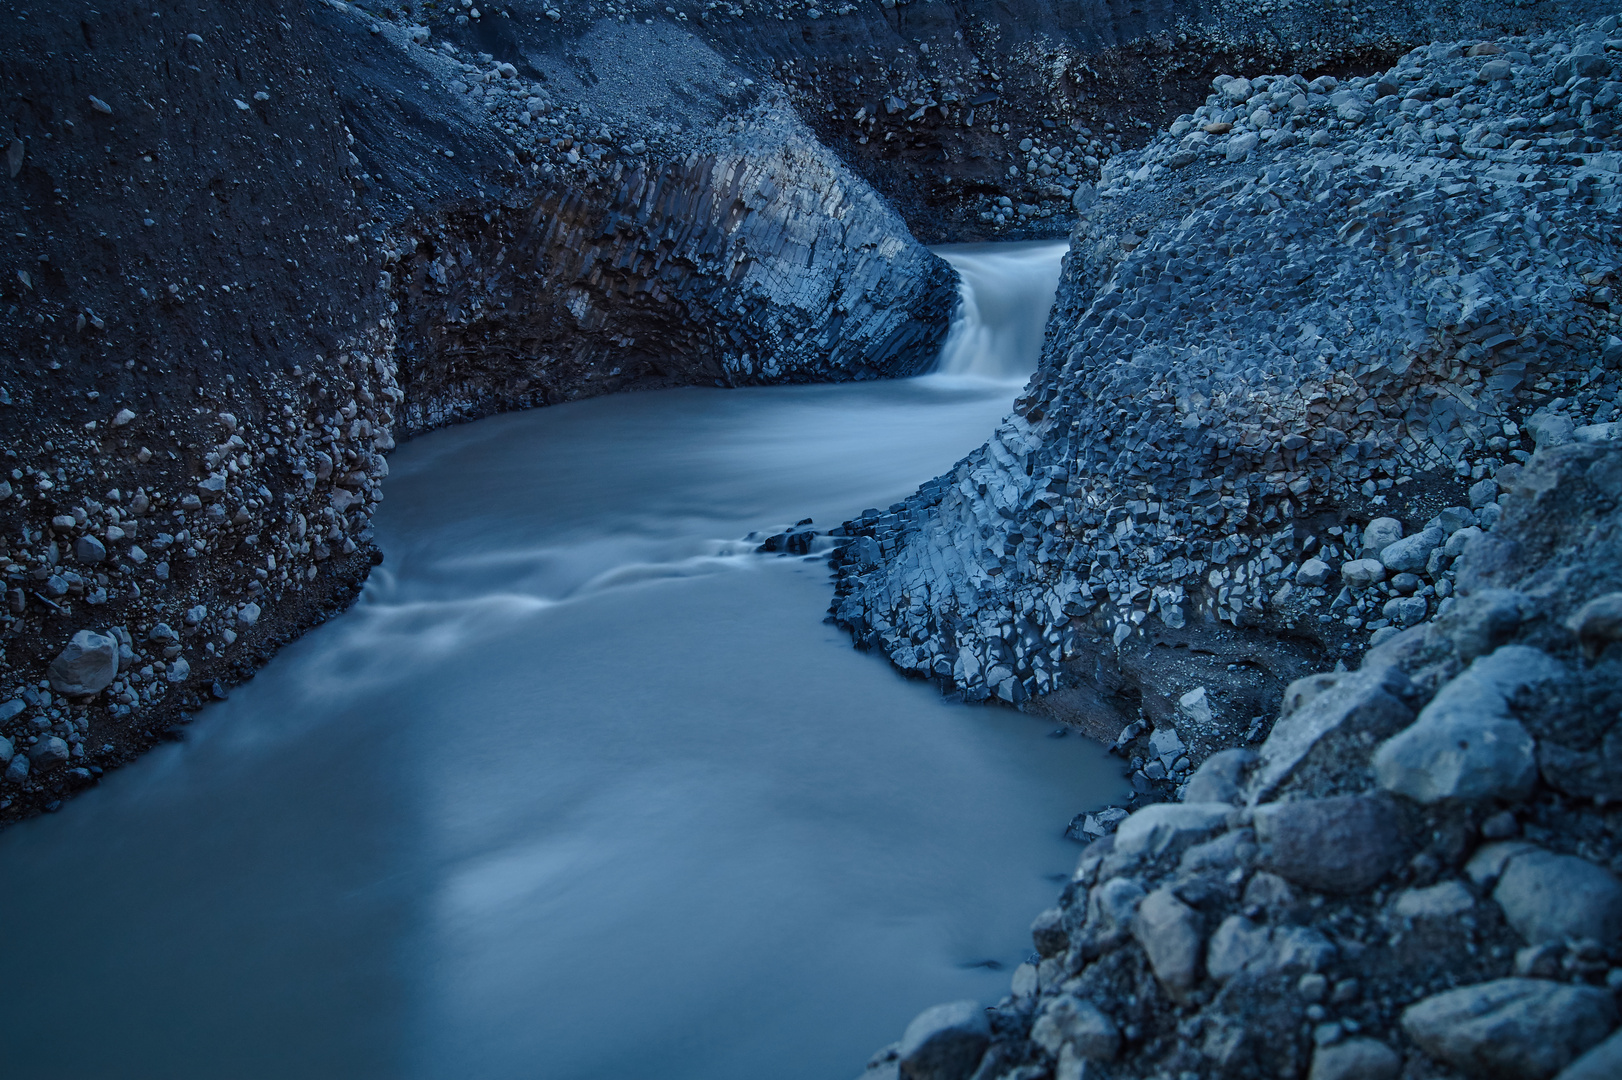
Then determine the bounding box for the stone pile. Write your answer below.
[861,436,1622,1080]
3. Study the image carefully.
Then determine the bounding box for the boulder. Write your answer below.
[1206,914,1271,983]
[1341,558,1387,590]
[1363,517,1404,554]
[1380,527,1444,573]
[1249,663,1413,799]
[1402,978,1616,1080]
[74,535,106,563]
[1375,645,1557,803]
[27,736,70,770]
[1556,1029,1622,1080]
[1112,802,1231,861]
[1086,877,1146,942]
[1253,795,1406,893]
[1132,887,1202,1002]
[1568,592,1622,658]
[1183,748,1256,804]
[1296,557,1334,587]
[1030,906,1069,958]
[1309,1037,1402,1080]
[1393,880,1475,920]
[1493,848,1622,947]
[1029,995,1120,1062]
[896,1001,990,1080]
[46,629,119,696]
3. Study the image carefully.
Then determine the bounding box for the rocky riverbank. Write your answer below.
[849,13,1622,1080]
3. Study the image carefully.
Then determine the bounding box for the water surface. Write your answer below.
[0,243,1122,1080]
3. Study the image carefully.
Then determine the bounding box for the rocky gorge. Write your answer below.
[5,0,1622,1078]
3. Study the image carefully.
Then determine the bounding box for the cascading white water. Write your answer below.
[932,241,1070,379]
[0,243,1111,1080]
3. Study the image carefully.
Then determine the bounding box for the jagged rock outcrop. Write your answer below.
[833,15,1622,776]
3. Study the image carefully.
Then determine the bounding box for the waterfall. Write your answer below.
[932,240,1070,379]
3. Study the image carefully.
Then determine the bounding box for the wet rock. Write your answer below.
[1492,848,1622,947]
[46,629,120,697]
[1030,995,1120,1062]
[1309,1037,1402,1080]
[1402,978,1617,1080]
[1253,796,1406,894]
[1132,886,1201,1002]
[896,1000,990,1080]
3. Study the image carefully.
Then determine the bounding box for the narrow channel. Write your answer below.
[0,241,1121,1080]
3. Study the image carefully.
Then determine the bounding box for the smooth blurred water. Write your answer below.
[934,241,1069,378]
[0,245,1122,1080]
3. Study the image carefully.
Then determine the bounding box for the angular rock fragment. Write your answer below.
[46,629,119,696]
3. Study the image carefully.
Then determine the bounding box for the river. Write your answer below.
[0,241,1124,1080]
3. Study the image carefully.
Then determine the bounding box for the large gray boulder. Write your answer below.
[46,629,119,697]
[1375,645,1558,803]
[1493,848,1622,947]
[1402,978,1617,1080]
[896,1000,989,1080]
[1253,796,1406,893]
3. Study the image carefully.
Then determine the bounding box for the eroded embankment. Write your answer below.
[0,2,951,821]
[852,14,1622,1080]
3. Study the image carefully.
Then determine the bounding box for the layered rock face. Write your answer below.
[392,102,955,434]
[833,16,1622,767]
